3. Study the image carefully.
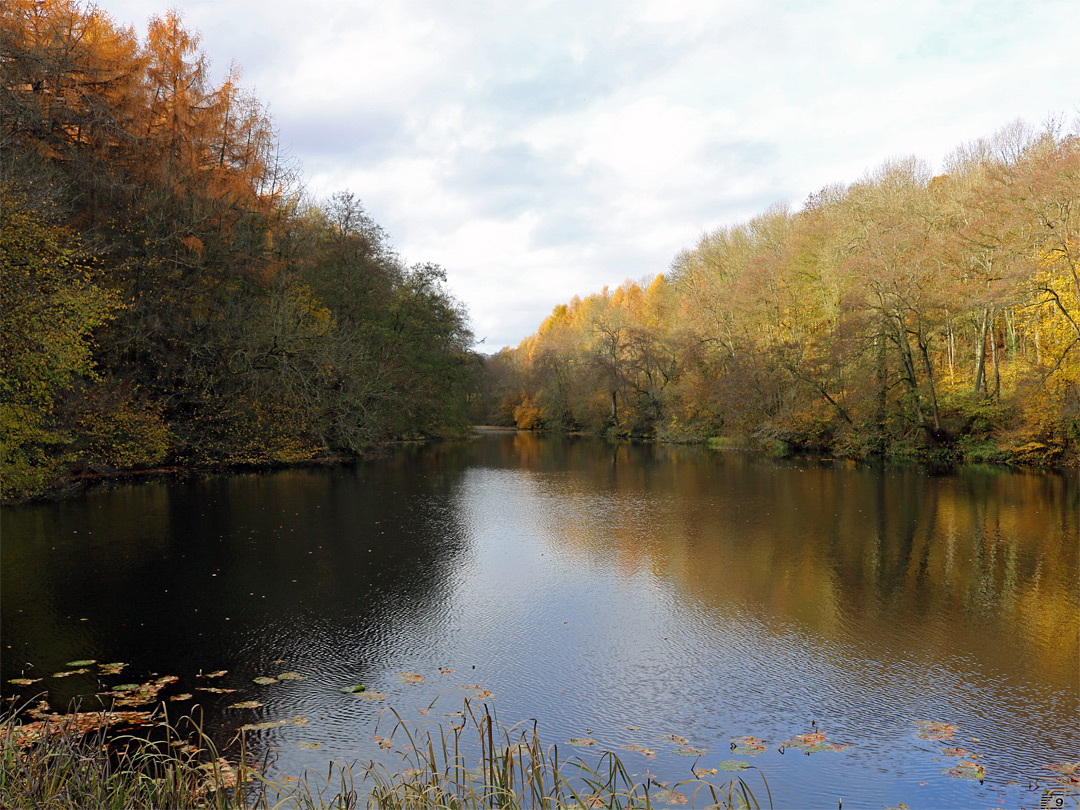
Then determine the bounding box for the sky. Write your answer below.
[98,0,1079,351]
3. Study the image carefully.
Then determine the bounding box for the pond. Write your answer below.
[2,433,1078,809]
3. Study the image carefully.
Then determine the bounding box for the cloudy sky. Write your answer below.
[100,0,1078,350]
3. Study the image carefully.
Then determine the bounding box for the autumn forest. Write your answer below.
[3,1,1079,502]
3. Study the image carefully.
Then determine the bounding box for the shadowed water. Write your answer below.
[2,434,1077,809]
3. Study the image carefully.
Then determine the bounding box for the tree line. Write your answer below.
[480,120,1079,464]
[1,0,477,500]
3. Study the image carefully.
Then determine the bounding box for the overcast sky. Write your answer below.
[100,0,1078,351]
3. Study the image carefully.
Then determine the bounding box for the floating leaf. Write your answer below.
[625,726,641,732]
[781,731,847,753]
[357,691,386,701]
[659,734,689,746]
[228,701,263,710]
[569,738,598,747]
[439,667,454,674]
[914,721,958,741]
[253,677,278,685]
[277,672,305,680]
[620,744,655,759]
[374,735,392,750]
[675,746,708,757]
[399,672,425,685]
[342,684,367,693]
[196,687,236,694]
[241,715,308,732]
[298,741,322,750]
[98,663,127,675]
[52,669,90,678]
[717,760,751,772]
[169,694,193,702]
[66,659,96,667]
[941,747,971,757]
[693,767,718,777]
[650,787,688,805]
[941,760,985,780]
[1,710,153,748]
[197,670,227,679]
[729,736,767,756]
[7,678,41,686]
[110,684,140,692]
[460,684,494,699]
[1046,763,1080,776]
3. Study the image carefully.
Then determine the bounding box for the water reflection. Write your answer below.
[2,435,1076,809]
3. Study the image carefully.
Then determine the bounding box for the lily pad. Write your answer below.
[197,670,227,679]
[915,721,958,741]
[659,734,689,746]
[277,672,305,680]
[98,663,127,675]
[717,760,751,772]
[168,693,193,701]
[7,678,41,686]
[621,744,655,758]
[253,677,278,685]
[569,738,598,747]
[110,684,140,692]
[241,715,308,731]
[66,659,97,667]
[399,672,425,684]
[650,787,688,805]
[675,746,708,757]
[941,760,985,780]
[228,701,263,710]
[693,767,718,777]
[729,736,767,756]
[1046,763,1080,776]
[298,741,322,750]
[940,747,971,757]
[781,732,847,753]
[196,687,236,693]
[460,684,494,699]
[342,684,367,693]
[52,669,91,678]
[357,691,386,701]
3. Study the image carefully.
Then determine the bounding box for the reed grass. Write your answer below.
[1,699,770,810]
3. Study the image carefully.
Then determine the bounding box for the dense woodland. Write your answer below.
[481,122,1080,464]
[1,1,477,500]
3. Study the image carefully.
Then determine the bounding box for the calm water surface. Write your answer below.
[2,434,1078,809]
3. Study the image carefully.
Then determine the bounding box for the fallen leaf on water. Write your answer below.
[66,659,96,667]
[418,708,430,717]
[196,687,236,694]
[716,760,751,772]
[650,787,688,805]
[1046,763,1080,776]
[108,684,140,692]
[399,672,425,685]
[228,701,263,710]
[277,673,305,680]
[439,668,454,674]
[941,760,985,781]
[374,735,392,750]
[729,736,767,756]
[169,694,193,702]
[241,715,308,732]
[358,692,386,701]
[621,744,655,759]
[298,741,322,750]
[1,710,153,748]
[569,738,597,747]
[659,734,689,746]
[625,726,641,732]
[52,669,91,678]
[7,678,41,686]
[941,747,971,757]
[781,732,847,753]
[460,684,494,699]
[98,663,127,675]
[914,721,958,741]
[253,677,278,685]
[197,670,227,679]
[342,684,367,693]
[675,746,708,757]
[693,767,718,777]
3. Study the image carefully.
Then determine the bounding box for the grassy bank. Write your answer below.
[0,702,770,810]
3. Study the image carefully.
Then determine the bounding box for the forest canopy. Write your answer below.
[1,0,477,500]
[481,120,1080,465]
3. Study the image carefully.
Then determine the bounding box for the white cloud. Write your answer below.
[96,0,1080,350]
